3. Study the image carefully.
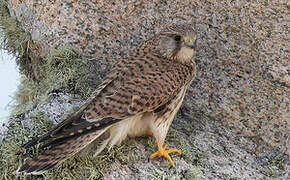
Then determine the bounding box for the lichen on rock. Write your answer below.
[0,0,289,179]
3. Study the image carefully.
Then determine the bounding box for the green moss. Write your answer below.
[147,168,182,180]
[216,161,226,167]
[0,1,98,179]
[44,46,93,98]
[0,51,99,177]
[260,154,286,178]
[261,167,280,178]
[167,128,207,166]
[0,0,30,57]
[0,111,137,179]
[267,154,285,170]
[0,121,26,180]
[43,154,104,180]
[1,1,93,114]
[0,0,39,80]
[183,167,204,180]
[11,46,94,116]
[0,1,204,179]
[0,111,53,180]
[34,138,136,179]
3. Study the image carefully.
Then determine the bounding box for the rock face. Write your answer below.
[5,0,289,179]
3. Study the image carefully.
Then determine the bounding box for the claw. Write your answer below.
[150,139,182,166]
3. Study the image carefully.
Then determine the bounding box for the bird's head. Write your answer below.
[154,23,197,63]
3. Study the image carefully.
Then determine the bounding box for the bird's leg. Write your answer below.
[150,138,182,166]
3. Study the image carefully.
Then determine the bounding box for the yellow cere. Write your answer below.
[181,36,196,43]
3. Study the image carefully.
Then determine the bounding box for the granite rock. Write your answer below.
[6,0,289,179]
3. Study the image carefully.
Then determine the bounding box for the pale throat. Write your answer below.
[176,46,194,63]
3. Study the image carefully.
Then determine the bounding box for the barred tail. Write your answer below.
[17,127,108,174]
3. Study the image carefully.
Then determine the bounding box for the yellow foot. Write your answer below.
[150,140,182,167]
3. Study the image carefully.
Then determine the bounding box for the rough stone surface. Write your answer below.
[6,0,290,179]
[25,92,84,126]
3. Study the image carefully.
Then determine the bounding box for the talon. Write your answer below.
[150,139,182,167]
[163,144,168,150]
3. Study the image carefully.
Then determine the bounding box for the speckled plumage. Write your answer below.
[18,23,197,174]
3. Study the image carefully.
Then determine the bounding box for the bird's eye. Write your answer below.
[174,35,182,42]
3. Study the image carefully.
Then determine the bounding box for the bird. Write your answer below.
[17,23,197,174]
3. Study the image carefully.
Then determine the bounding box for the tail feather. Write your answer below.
[18,116,122,174]
[22,112,86,149]
[17,128,105,174]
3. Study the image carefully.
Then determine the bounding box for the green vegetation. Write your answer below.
[12,46,94,116]
[261,167,280,178]
[147,168,181,180]
[0,0,36,80]
[167,128,207,166]
[0,111,52,179]
[0,113,136,179]
[261,154,286,178]
[267,154,285,171]
[1,0,93,117]
[0,1,206,179]
[0,1,99,179]
[43,139,134,180]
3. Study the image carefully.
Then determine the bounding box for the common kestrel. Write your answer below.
[18,23,197,174]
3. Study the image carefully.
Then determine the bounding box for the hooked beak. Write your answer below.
[185,41,196,49]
